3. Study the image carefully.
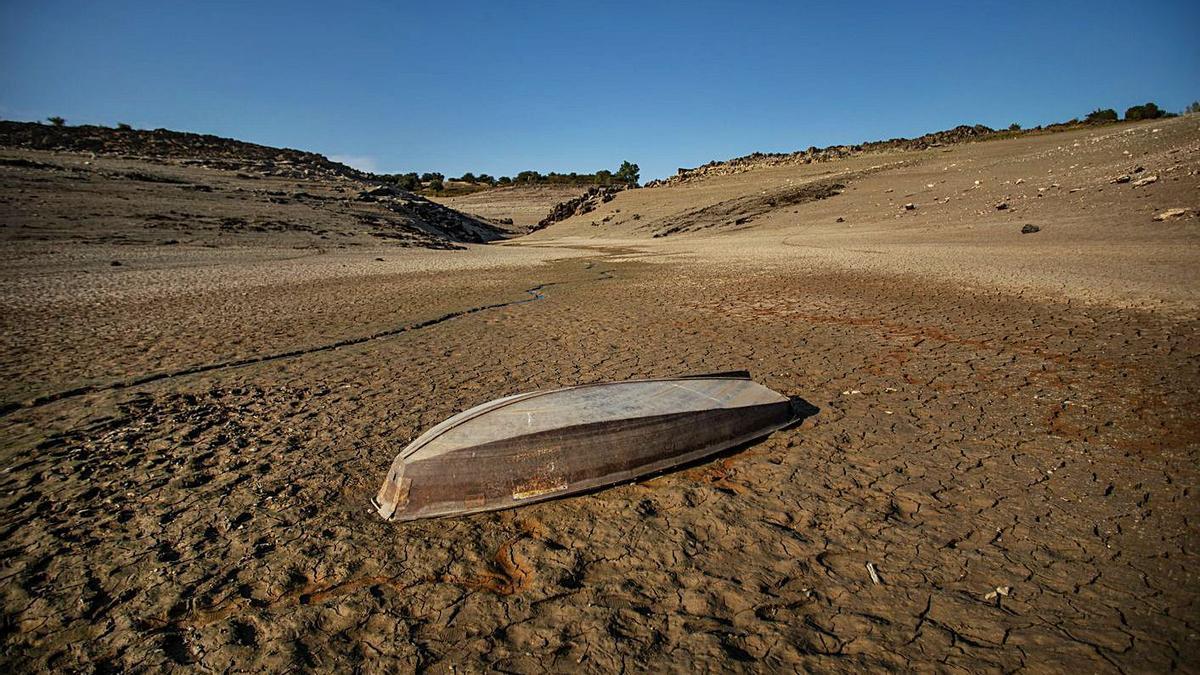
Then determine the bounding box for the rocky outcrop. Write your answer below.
[532,185,628,231]
[356,185,506,243]
[0,121,367,181]
[646,125,999,187]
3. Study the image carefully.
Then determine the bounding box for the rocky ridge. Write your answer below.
[647,121,1119,187]
[0,121,507,247]
[0,121,368,182]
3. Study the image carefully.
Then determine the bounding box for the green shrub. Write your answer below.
[1086,108,1119,123]
[1008,123,1021,131]
[46,116,65,127]
[1124,102,1164,121]
[615,160,640,185]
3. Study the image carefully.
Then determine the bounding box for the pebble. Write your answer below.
[1153,208,1190,221]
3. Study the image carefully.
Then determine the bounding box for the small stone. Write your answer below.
[1021,224,1040,234]
[110,260,122,266]
[1112,175,1131,184]
[995,202,1009,210]
[1132,174,1158,187]
[1153,208,1190,221]
[903,203,915,210]
[836,217,845,223]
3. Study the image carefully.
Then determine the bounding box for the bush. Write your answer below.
[393,172,420,191]
[615,160,640,185]
[1124,102,1164,121]
[1186,101,1200,115]
[1086,108,1119,123]
[1008,123,1021,131]
[46,116,65,127]
[116,122,132,130]
[427,177,444,191]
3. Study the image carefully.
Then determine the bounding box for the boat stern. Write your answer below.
[373,462,411,521]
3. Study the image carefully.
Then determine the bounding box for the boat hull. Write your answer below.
[374,374,797,521]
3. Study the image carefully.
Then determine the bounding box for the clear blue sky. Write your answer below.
[2,1,1197,180]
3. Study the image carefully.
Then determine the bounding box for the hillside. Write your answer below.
[525,116,1199,307]
[0,121,506,248]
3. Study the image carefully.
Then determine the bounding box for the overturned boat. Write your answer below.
[374,371,799,521]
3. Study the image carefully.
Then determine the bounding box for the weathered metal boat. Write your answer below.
[373,371,799,521]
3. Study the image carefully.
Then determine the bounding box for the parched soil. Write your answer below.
[1,117,1198,672]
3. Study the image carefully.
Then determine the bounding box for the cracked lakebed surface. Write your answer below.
[1,250,1196,672]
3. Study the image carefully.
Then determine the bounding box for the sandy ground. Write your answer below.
[1,118,1198,672]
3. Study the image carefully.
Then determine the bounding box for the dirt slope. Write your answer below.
[0,122,506,248]
[527,117,1200,310]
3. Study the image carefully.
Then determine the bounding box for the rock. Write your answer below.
[903,203,916,210]
[110,260,123,266]
[1153,208,1190,221]
[996,202,1009,210]
[1112,175,1131,184]
[1132,174,1158,187]
[836,217,845,223]
[358,184,404,200]
[1021,224,1040,234]
[534,185,629,231]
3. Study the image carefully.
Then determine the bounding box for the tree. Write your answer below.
[1086,108,1119,123]
[394,172,420,191]
[1184,101,1200,115]
[498,176,512,185]
[427,177,444,191]
[458,172,476,183]
[595,169,614,185]
[1008,123,1021,131]
[615,160,640,185]
[46,116,65,127]
[1124,102,1164,121]
[420,172,443,183]
[116,122,133,130]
